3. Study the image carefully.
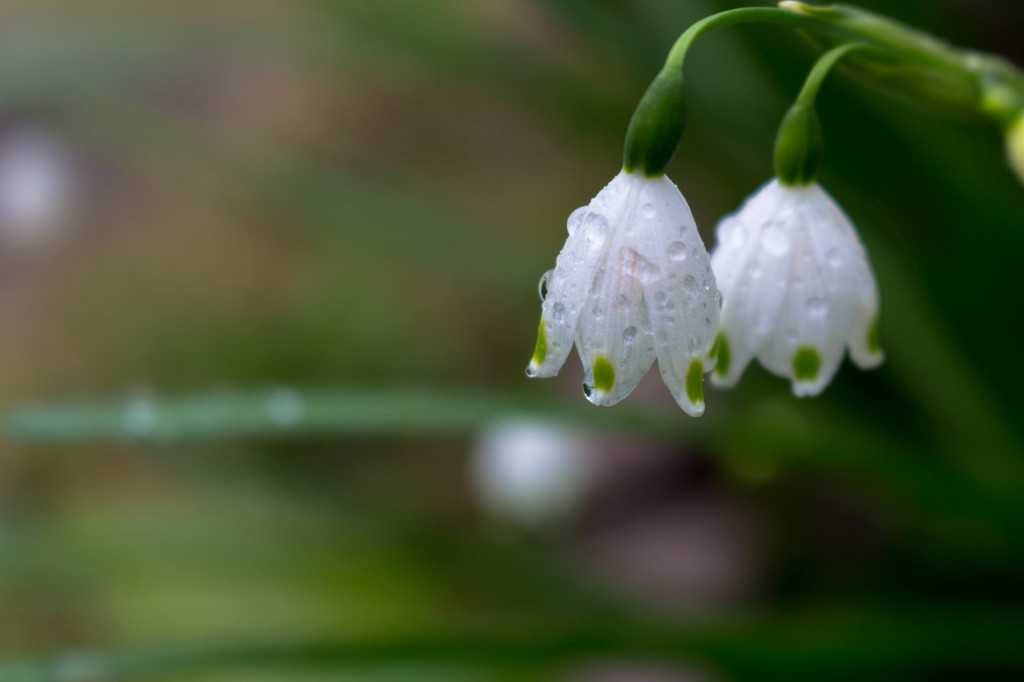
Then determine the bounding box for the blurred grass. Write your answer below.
[0,0,1022,679]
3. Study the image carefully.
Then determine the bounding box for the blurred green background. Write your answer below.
[0,1,1022,680]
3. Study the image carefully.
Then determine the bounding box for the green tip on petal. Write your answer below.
[867,316,882,355]
[686,359,704,405]
[528,319,547,375]
[713,333,731,378]
[1007,115,1024,186]
[793,346,822,382]
[592,356,615,394]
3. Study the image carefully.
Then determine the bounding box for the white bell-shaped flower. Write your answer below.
[710,179,882,397]
[527,171,720,416]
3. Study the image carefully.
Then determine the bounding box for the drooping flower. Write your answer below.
[527,171,720,416]
[709,179,882,397]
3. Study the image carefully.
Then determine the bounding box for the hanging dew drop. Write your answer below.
[537,269,553,301]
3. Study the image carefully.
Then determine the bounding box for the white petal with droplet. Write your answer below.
[710,179,882,396]
[528,171,719,415]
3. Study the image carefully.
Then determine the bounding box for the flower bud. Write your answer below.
[622,69,687,178]
[774,103,823,187]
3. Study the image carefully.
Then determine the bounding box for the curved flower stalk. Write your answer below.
[527,171,720,416]
[710,179,882,396]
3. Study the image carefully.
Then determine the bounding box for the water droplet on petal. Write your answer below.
[537,269,553,301]
[668,241,687,260]
[592,305,604,320]
[827,247,843,267]
[623,326,637,343]
[584,214,609,249]
[552,302,566,321]
[654,291,666,303]
[747,260,762,278]
[682,274,698,294]
[567,207,587,235]
[762,222,791,255]
[641,203,656,218]
[621,248,661,284]
[806,297,828,318]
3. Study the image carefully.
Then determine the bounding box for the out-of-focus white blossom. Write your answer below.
[527,171,720,416]
[470,418,593,529]
[0,128,75,252]
[710,179,882,396]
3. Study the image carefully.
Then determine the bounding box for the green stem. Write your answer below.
[623,7,831,177]
[774,42,876,185]
[792,43,872,109]
[663,7,820,74]
[0,387,691,445]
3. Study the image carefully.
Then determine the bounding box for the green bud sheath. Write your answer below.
[775,103,823,186]
[623,68,686,177]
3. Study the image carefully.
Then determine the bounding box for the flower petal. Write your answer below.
[712,181,794,387]
[576,257,657,406]
[631,175,718,415]
[527,195,615,377]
